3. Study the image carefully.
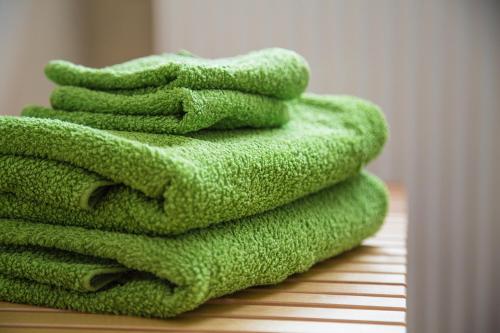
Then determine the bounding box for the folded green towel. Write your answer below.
[0,172,388,318]
[22,48,310,133]
[1,95,388,235]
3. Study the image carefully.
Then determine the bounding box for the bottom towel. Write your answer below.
[0,172,388,318]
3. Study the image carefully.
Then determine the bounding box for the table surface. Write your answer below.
[0,184,407,333]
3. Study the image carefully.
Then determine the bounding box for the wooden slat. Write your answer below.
[352,246,407,257]
[362,239,407,248]
[186,304,406,325]
[214,292,406,311]
[327,253,407,264]
[377,223,407,234]
[370,232,407,240]
[250,281,406,298]
[310,261,406,274]
[386,213,407,222]
[0,313,405,333]
[0,329,109,333]
[290,271,406,285]
[0,302,405,325]
[0,184,408,332]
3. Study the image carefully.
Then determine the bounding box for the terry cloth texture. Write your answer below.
[0,173,389,318]
[22,48,310,133]
[1,94,388,235]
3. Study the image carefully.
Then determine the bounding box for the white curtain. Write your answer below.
[153,1,500,332]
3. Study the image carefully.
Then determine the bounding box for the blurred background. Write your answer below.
[0,0,498,332]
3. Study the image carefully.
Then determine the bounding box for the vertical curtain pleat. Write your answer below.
[153,1,500,331]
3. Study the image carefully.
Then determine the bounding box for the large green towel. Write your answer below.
[22,48,310,133]
[0,172,388,318]
[1,95,387,235]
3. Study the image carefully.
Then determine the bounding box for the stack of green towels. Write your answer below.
[0,48,389,318]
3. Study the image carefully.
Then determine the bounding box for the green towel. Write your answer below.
[0,172,388,318]
[1,95,388,235]
[21,48,310,133]
[0,49,390,318]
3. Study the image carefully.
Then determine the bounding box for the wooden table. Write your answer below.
[0,185,407,333]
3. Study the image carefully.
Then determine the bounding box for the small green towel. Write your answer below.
[1,95,388,235]
[0,172,388,318]
[22,48,310,133]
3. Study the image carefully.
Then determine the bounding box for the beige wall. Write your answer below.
[0,0,87,115]
[84,0,153,67]
[0,0,152,116]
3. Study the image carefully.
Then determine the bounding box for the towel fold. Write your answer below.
[0,172,388,318]
[23,88,289,133]
[22,48,310,133]
[2,94,388,235]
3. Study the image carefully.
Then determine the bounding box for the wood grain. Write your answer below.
[0,184,407,332]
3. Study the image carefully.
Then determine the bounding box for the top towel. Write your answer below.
[45,48,309,99]
[35,49,310,134]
